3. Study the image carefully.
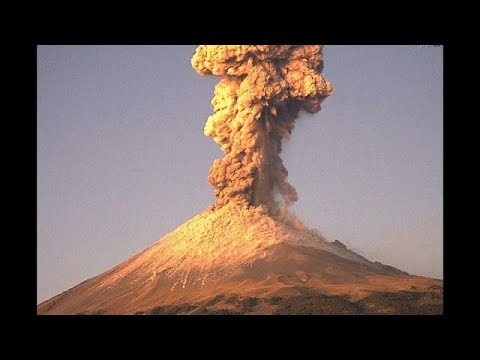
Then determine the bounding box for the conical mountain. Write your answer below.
[38,203,442,315]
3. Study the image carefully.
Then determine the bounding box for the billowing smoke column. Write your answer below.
[192,45,332,213]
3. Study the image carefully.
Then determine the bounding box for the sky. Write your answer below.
[37,45,443,304]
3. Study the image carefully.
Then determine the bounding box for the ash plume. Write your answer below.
[192,45,332,213]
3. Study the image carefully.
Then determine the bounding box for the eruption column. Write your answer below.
[192,45,332,213]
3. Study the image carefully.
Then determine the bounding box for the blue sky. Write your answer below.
[37,45,443,303]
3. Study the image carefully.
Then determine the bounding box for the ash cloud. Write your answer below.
[192,45,332,214]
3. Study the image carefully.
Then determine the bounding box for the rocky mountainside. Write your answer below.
[38,204,443,315]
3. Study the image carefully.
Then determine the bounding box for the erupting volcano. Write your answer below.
[38,46,443,315]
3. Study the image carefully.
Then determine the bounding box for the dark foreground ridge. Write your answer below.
[75,286,443,315]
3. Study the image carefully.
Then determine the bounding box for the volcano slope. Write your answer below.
[38,203,442,315]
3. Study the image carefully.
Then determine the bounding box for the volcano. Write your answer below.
[38,203,442,315]
[38,45,442,315]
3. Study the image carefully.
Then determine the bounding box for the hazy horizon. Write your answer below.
[37,45,443,304]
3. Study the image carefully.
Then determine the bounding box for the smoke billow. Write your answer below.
[192,45,332,214]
